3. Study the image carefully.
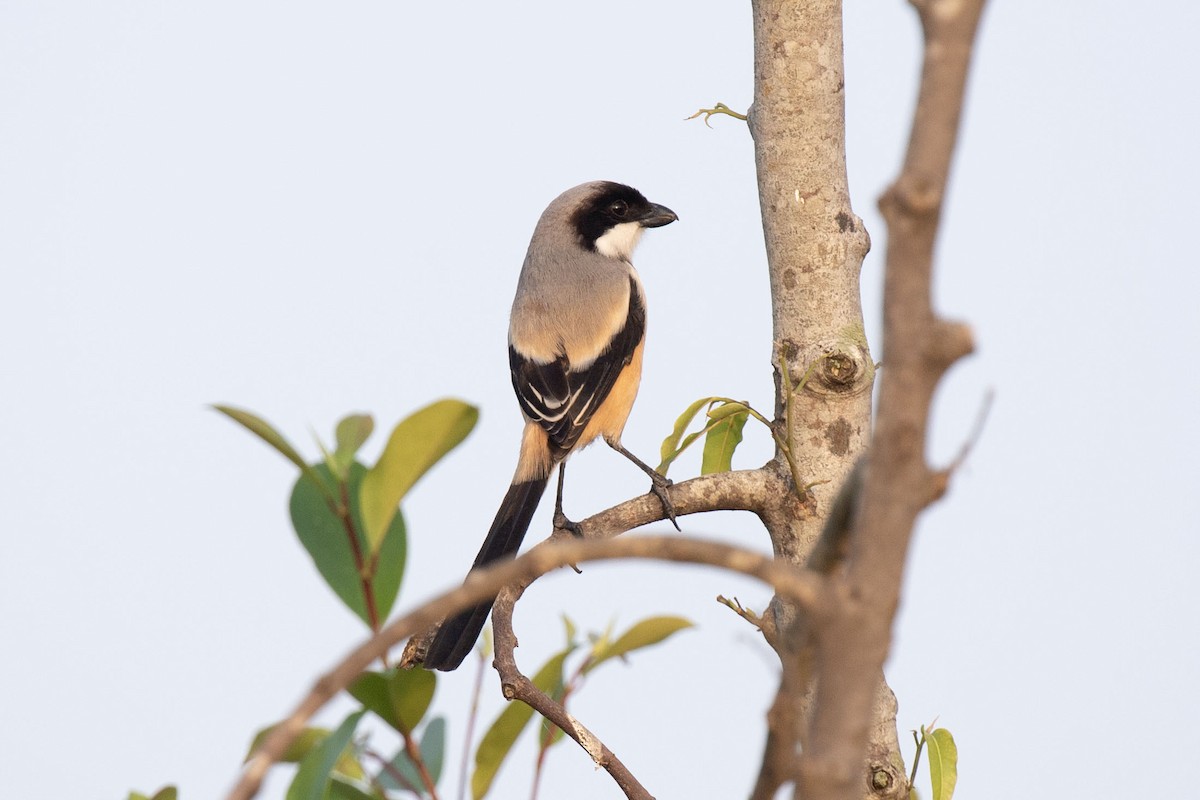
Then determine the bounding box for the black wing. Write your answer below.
[510,275,645,462]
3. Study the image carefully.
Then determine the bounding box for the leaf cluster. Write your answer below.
[201,401,696,799]
[214,399,476,630]
[215,400,475,798]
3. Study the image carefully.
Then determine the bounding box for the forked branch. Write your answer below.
[226,512,825,800]
[485,467,798,799]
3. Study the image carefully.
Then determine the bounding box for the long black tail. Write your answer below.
[423,477,549,671]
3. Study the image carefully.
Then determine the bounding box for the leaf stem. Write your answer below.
[660,398,768,475]
[365,747,421,795]
[908,726,926,790]
[777,357,804,494]
[403,729,441,800]
[773,354,833,497]
[338,480,382,638]
[529,739,548,800]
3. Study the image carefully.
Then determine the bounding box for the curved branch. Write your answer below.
[559,466,783,540]
[226,531,825,800]
[482,467,790,798]
[403,466,792,661]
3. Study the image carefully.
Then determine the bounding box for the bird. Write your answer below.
[422,180,679,671]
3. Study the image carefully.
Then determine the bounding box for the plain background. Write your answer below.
[3,1,1198,798]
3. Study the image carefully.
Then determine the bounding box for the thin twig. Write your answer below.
[949,388,994,474]
[685,102,749,127]
[907,728,925,790]
[457,644,487,800]
[402,728,440,800]
[363,747,421,796]
[929,388,994,502]
[716,595,765,630]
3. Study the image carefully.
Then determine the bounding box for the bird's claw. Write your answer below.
[649,475,680,531]
[553,509,585,572]
[553,509,583,538]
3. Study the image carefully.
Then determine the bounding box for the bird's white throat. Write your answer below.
[594,221,644,261]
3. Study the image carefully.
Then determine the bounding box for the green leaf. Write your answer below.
[587,616,694,673]
[287,710,366,800]
[479,624,493,660]
[329,777,379,800]
[926,728,958,800]
[706,400,751,422]
[472,648,574,800]
[360,399,478,556]
[701,406,748,474]
[347,672,392,727]
[246,724,364,780]
[314,434,338,477]
[290,462,407,626]
[214,405,335,502]
[333,414,374,476]
[588,619,616,662]
[421,716,447,784]
[377,716,447,793]
[388,668,436,733]
[128,790,178,800]
[658,396,720,475]
[245,725,331,763]
[349,668,436,735]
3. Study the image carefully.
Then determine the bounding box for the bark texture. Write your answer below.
[747,2,901,798]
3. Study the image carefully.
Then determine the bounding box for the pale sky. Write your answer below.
[3,2,1198,798]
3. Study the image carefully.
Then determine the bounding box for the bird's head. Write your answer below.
[567,181,678,261]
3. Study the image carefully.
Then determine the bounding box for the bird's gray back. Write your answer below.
[509,182,639,367]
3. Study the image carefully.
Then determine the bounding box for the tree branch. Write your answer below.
[552,466,784,540]
[490,601,652,800]
[481,467,792,799]
[795,1,989,798]
[226,529,825,800]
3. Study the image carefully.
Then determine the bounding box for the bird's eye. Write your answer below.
[609,200,629,218]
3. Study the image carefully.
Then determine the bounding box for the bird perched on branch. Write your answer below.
[422,181,679,671]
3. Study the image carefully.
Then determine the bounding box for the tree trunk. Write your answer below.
[748,1,906,797]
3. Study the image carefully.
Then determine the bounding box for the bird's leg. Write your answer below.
[552,462,582,536]
[608,442,681,531]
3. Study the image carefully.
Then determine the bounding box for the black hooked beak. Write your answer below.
[637,202,679,228]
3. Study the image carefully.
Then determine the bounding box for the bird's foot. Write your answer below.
[553,509,585,573]
[553,508,583,538]
[649,474,681,531]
